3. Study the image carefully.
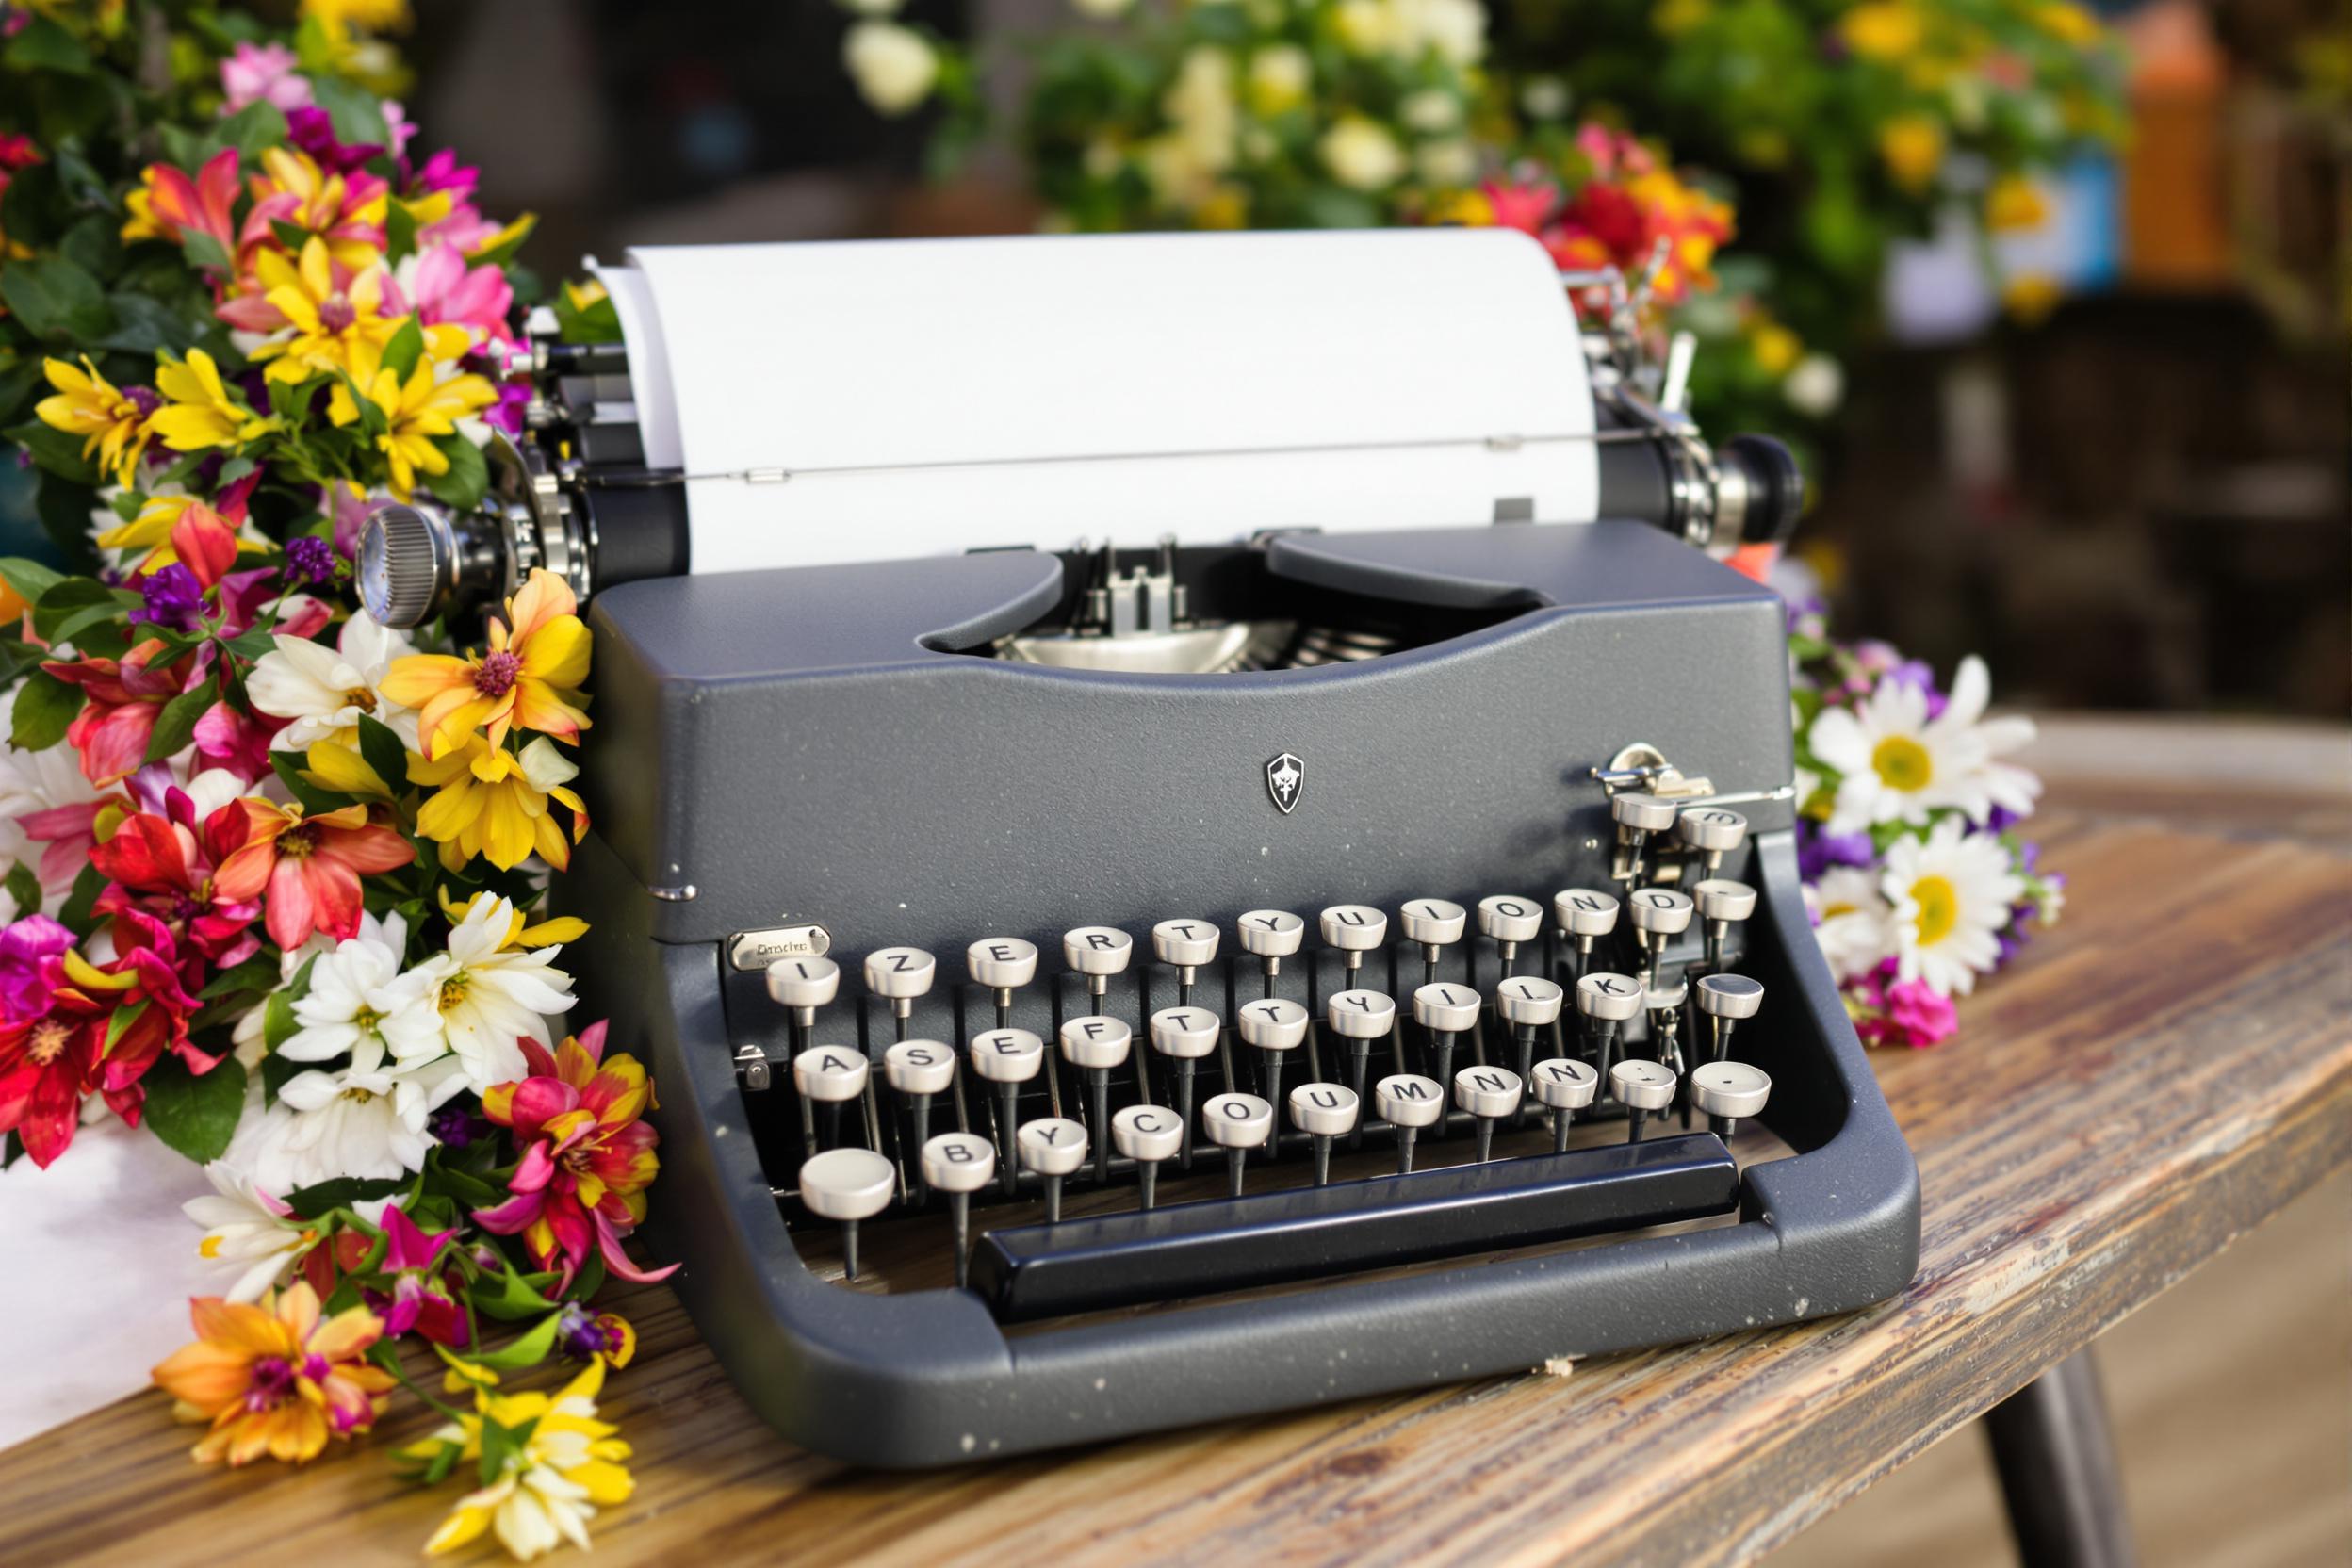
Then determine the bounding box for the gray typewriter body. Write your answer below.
[559,519,1922,1468]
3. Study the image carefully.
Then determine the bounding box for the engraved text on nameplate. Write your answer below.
[729,924,833,970]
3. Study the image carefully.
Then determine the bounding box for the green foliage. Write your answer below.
[140,1054,250,1164]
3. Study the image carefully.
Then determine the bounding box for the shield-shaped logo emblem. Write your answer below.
[1265,752,1304,815]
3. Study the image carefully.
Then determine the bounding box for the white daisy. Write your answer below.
[183,1162,316,1303]
[1807,865,1896,983]
[245,610,420,751]
[1807,656,2040,837]
[395,895,577,1090]
[258,1054,467,1190]
[1882,819,2025,998]
[277,912,445,1071]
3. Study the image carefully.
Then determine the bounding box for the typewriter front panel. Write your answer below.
[562,522,1919,1466]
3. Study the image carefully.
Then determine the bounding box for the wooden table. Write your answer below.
[9,715,2348,1567]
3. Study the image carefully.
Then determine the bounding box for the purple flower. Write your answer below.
[409,148,479,199]
[283,535,338,587]
[130,564,205,634]
[1796,820,1878,882]
[123,384,163,417]
[285,106,384,174]
[483,380,531,438]
[429,1102,491,1148]
[0,915,74,1021]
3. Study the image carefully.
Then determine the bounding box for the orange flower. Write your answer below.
[381,568,592,760]
[207,797,416,951]
[151,1282,395,1466]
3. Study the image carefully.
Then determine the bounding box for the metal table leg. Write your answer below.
[1984,1348,2138,1568]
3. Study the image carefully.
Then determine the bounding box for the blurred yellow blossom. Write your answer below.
[1877,114,1946,190]
[1839,1,1924,59]
[1984,173,2050,232]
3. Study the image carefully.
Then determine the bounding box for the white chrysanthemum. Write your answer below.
[1785,353,1845,416]
[246,610,420,751]
[260,1055,466,1190]
[278,912,445,1071]
[1806,656,2039,837]
[842,21,939,117]
[1807,865,1895,983]
[397,896,577,1090]
[183,1162,314,1303]
[1883,818,2025,997]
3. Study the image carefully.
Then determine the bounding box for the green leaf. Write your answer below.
[309,74,390,150]
[380,315,425,383]
[204,102,290,165]
[139,1055,249,1164]
[0,256,114,342]
[199,956,281,1001]
[144,683,216,764]
[4,862,41,919]
[59,213,122,285]
[262,953,320,1054]
[269,218,310,254]
[57,860,102,937]
[384,200,417,265]
[469,1263,564,1322]
[423,435,488,513]
[473,1313,564,1371]
[4,16,93,74]
[0,557,65,605]
[8,669,82,750]
[283,1172,410,1219]
[32,575,134,644]
[179,230,231,275]
[355,711,410,795]
[96,294,200,355]
[271,749,355,814]
[0,161,70,252]
[5,419,102,485]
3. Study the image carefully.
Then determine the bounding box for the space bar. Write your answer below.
[970,1133,1739,1321]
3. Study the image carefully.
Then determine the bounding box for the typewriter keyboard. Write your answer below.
[724,792,1789,1318]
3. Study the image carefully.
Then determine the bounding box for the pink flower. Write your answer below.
[41,639,197,786]
[220,42,311,114]
[1847,961,1960,1049]
[368,1206,469,1347]
[387,245,514,344]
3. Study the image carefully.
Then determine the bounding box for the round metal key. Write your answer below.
[1236,909,1306,957]
[863,947,937,1000]
[965,937,1038,989]
[766,955,841,1011]
[1149,1006,1221,1059]
[1318,904,1389,952]
[1152,919,1220,969]
[920,1131,996,1194]
[969,1027,1046,1082]
[1553,887,1621,938]
[797,1147,894,1221]
[1325,988,1397,1040]
[1532,1056,1600,1110]
[883,1039,955,1096]
[1611,792,1678,834]
[1629,888,1695,935]
[1235,997,1310,1052]
[1496,976,1566,1027]
[1693,879,1758,923]
[1111,1104,1184,1165]
[1058,1015,1134,1070]
[1398,898,1467,947]
[1288,1083,1361,1137]
[1016,1117,1090,1178]
[1576,972,1647,1022]
[1609,1058,1678,1111]
[1478,894,1545,945]
[1695,973,1766,1020]
[1690,1060,1772,1119]
[792,1044,870,1102]
[1201,1092,1276,1150]
[1061,925,1134,975]
[1413,982,1482,1034]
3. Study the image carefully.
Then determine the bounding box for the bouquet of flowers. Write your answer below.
[2,1,659,1557]
[1788,601,2064,1047]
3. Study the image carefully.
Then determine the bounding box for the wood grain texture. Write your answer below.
[5,719,2347,1568]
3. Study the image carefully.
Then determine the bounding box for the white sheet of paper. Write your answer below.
[594,228,1599,572]
[0,1118,219,1451]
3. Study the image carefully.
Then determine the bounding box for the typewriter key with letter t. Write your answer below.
[1151,919,1220,1007]
[1288,1082,1361,1186]
[1376,1073,1446,1174]
[1202,1091,1275,1198]
[1610,791,1679,888]
[1533,1056,1600,1153]
[1609,1058,1678,1145]
[1324,988,1398,1147]
[1692,878,1758,976]
[1399,898,1467,988]
[1413,982,1481,1119]
[1148,1006,1219,1169]
[1017,1118,1089,1223]
[1318,904,1388,988]
[1235,997,1310,1154]
[1690,1060,1772,1141]
[1696,972,1764,1065]
[920,1132,995,1288]
[967,938,1039,1030]
[1112,1104,1184,1211]
[798,1148,893,1283]
[1058,1016,1134,1183]
[1676,807,1749,886]
[1576,971,1645,1080]
[1628,887,1695,989]
[1454,1065,1525,1165]
[970,1028,1045,1197]
[1478,894,1545,980]
[1237,909,1305,999]
[1552,888,1621,988]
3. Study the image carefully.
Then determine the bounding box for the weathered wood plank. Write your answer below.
[4,765,2345,1568]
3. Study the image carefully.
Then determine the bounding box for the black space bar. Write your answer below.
[971,1133,1740,1321]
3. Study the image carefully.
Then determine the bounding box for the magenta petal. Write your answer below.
[471,1190,543,1235]
[595,1217,678,1283]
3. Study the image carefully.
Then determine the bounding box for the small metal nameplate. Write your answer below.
[728,925,831,971]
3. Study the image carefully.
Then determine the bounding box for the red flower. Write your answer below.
[208,797,415,951]
[90,792,263,990]
[41,639,195,787]
[0,915,208,1167]
[473,1021,677,1289]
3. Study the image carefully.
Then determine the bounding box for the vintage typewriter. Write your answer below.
[359,230,1920,1467]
